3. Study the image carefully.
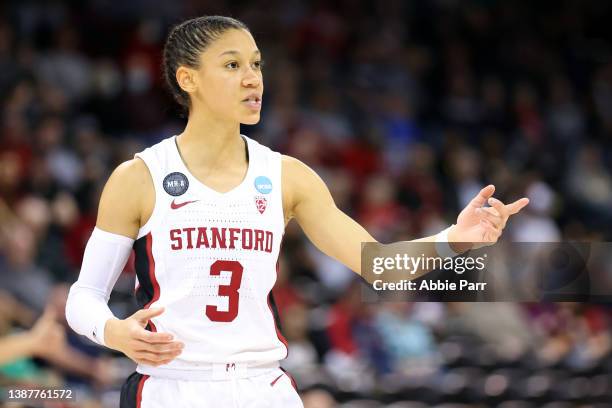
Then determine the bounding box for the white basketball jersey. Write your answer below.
[132,135,287,375]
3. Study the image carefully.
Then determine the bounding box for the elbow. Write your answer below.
[65,282,95,335]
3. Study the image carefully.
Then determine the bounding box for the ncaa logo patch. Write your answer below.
[254,176,273,194]
[254,196,267,214]
[163,172,189,196]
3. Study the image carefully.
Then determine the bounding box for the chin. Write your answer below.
[241,115,261,125]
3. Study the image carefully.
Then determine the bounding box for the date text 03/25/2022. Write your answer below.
[372,279,487,291]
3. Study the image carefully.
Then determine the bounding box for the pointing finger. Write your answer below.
[469,185,495,209]
[506,198,530,215]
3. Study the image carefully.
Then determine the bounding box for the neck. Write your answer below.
[177,111,244,168]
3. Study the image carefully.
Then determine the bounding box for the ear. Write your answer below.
[176,66,198,94]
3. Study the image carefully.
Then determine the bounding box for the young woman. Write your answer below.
[65,16,528,408]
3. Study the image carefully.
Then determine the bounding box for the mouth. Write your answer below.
[242,95,262,111]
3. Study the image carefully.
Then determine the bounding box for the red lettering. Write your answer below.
[170,229,182,250]
[205,260,243,322]
[228,228,240,249]
[170,226,274,253]
[242,229,253,250]
[183,227,195,249]
[254,229,264,251]
[211,227,227,249]
[196,227,209,248]
[265,231,273,253]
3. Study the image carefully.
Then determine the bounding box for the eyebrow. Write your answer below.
[218,49,261,57]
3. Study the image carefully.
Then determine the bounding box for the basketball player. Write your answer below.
[65,16,529,407]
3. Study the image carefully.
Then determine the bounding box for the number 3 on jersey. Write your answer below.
[205,260,243,322]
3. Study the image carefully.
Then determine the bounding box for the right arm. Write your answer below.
[95,158,153,239]
[65,159,183,366]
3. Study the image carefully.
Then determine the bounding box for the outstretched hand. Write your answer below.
[450,185,529,250]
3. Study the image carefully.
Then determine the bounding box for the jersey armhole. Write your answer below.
[275,151,286,237]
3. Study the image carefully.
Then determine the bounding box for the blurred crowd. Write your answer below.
[1,0,612,407]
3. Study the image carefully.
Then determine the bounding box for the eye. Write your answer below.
[252,60,265,70]
[225,61,239,70]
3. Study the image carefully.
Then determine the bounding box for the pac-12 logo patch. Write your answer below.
[255,196,267,214]
[254,176,273,194]
[163,172,189,196]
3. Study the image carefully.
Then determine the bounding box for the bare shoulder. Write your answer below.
[109,157,152,189]
[281,155,333,221]
[96,158,154,238]
[281,155,323,184]
[281,155,304,177]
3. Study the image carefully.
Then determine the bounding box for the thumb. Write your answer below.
[132,307,165,324]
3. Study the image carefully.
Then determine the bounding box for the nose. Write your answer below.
[242,67,261,88]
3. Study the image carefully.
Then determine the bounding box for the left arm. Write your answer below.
[282,155,377,275]
[282,155,529,277]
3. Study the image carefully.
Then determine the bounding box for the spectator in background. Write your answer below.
[374,303,438,376]
[446,303,534,362]
[280,302,323,388]
[0,221,53,312]
[567,144,612,228]
[0,304,64,366]
[324,280,377,393]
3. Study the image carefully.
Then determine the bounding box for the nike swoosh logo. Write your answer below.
[171,199,199,209]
